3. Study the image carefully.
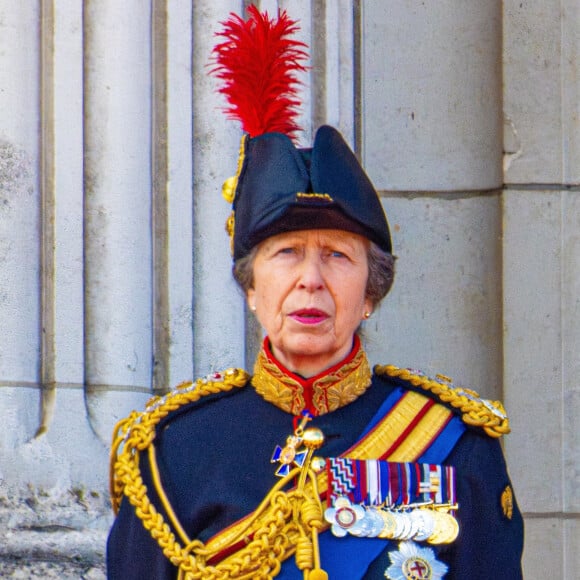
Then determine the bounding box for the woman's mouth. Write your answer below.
[289,309,329,325]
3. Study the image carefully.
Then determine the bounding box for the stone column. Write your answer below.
[192,0,247,376]
[503,1,580,577]
[0,0,42,454]
[151,0,195,393]
[360,0,504,399]
[83,1,154,440]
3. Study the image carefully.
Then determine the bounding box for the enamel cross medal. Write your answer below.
[271,410,313,477]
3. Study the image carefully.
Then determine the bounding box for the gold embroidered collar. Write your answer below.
[252,336,372,416]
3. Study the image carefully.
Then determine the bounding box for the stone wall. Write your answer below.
[0,0,577,577]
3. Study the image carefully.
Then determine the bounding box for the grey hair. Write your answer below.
[232,240,396,307]
[365,242,396,306]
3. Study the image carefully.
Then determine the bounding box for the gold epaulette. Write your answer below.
[374,364,510,438]
[109,368,250,515]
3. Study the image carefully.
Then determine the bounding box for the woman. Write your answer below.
[107,7,523,579]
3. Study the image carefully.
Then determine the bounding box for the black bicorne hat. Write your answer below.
[231,126,392,260]
[211,6,392,260]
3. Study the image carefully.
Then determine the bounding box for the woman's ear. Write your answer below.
[247,288,256,312]
[363,297,373,319]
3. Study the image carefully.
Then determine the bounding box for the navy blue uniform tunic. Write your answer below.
[107,371,524,579]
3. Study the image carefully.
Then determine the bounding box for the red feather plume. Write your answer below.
[210,5,309,140]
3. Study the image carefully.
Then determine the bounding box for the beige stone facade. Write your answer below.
[0,1,577,577]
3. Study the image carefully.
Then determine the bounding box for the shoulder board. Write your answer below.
[109,367,249,513]
[146,367,250,419]
[374,364,510,439]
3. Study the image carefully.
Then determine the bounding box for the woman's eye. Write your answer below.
[277,247,296,255]
[330,250,347,258]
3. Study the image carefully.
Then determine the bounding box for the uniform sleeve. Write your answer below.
[438,430,524,579]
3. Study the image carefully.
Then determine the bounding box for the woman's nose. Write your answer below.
[297,254,325,291]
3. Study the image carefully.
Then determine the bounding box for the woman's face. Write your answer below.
[247,229,372,377]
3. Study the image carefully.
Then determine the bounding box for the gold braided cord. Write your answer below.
[109,367,327,579]
[374,364,510,438]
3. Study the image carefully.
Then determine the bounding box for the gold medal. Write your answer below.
[378,510,398,539]
[441,513,459,543]
[427,511,459,545]
[425,510,446,544]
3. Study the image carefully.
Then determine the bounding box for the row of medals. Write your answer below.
[332,497,459,545]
